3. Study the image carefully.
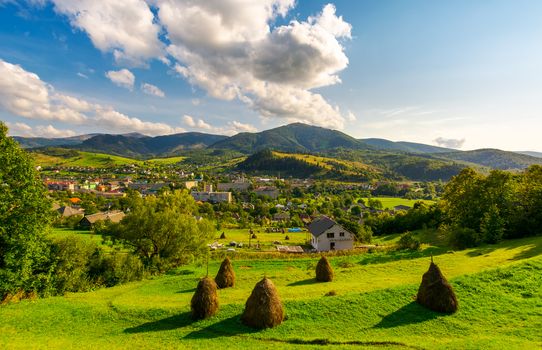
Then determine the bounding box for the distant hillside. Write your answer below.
[76,132,228,158]
[13,134,98,148]
[437,149,542,170]
[516,151,542,159]
[361,138,455,154]
[211,123,370,153]
[237,149,380,180]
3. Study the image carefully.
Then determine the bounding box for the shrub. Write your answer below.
[215,257,235,288]
[397,231,421,250]
[443,225,482,249]
[191,277,219,320]
[416,261,458,313]
[241,278,284,329]
[315,256,334,282]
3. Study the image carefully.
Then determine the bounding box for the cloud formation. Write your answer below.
[0,59,87,123]
[434,137,466,149]
[42,0,354,129]
[141,83,165,97]
[162,1,352,128]
[51,0,164,66]
[0,59,183,136]
[6,121,77,138]
[182,114,256,135]
[106,69,135,90]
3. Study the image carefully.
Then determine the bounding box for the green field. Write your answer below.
[33,151,185,168]
[214,228,308,250]
[1,235,541,349]
[362,197,436,209]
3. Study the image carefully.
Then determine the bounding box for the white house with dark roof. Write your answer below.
[307,216,355,252]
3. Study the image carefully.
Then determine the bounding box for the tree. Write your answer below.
[114,190,214,270]
[480,205,505,244]
[0,122,54,297]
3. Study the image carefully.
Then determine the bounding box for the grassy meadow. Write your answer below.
[32,151,186,168]
[361,197,436,210]
[1,234,541,349]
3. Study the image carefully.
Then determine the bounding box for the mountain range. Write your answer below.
[13,123,542,173]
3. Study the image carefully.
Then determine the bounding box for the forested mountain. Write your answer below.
[211,123,370,153]
[74,132,228,158]
[361,138,455,154]
[13,123,542,173]
[436,149,542,170]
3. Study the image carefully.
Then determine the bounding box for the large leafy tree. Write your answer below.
[114,190,213,270]
[0,122,54,297]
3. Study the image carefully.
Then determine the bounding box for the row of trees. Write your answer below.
[0,123,213,299]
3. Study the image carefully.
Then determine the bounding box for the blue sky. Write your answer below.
[1,0,541,151]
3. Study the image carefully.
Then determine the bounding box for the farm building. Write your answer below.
[79,210,126,229]
[308,216,354,252]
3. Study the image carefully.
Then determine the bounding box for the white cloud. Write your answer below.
[77,72,88,79]
[6,121,76,138]
[106,69,135,90]
[95,108,184,136]
[141,83,165,97]
[181,115,211,130]
[434,137,466,149]
[1,59,184,136]
[346,111,356,122]
[160,1,352,129]
[228,120,257,133]
[182,114,256,135]
[51,0,163,66]
[0,59,87,123]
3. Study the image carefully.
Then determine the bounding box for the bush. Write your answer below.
[442,225,482,250]
[397,232,421,250]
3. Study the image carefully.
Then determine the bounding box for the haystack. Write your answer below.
[241,278,284,329]
[315,256,334,282]
[251,233,257,239]
[191,277,219,320]
[220,232,226,239]
[215,257,235,288]
[416,261,458,313]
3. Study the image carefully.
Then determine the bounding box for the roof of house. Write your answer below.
[82,211,125,224]
[394,205,412,211]
[307,216,337,237]
[58,206,84,217]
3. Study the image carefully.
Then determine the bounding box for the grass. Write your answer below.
[214,228,308,250]
[48,228,126,253]
[361,197,436,209]
[1,235,541,349]
[33,151,186,168]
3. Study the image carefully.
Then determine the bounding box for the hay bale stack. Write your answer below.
[315,256,334,282]
[220,232,226,239]
[241,278,284,329]
[251,233,257,239]
[215,257,236,288]
[416,262,458,313]
[191,277,219,320]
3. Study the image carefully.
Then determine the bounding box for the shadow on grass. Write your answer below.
[358,246,448,266]
[373,302,443,329]
[176,287,196,294]
[124,312,194,333]
[183,315,258,340]
[287,278,319,287]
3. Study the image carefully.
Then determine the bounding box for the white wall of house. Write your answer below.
[311,224,354,252]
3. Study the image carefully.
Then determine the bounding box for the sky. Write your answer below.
[1,0,542,151]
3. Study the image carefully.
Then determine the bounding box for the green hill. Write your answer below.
[30,148,185,168]
[362,138,455,153]
[0,235,540,349]
[437,149,542,170]
[211,123,370,154]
